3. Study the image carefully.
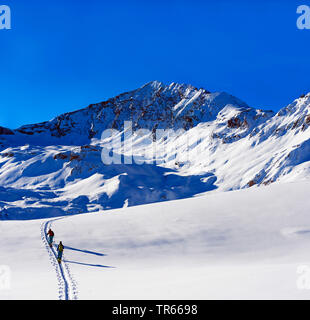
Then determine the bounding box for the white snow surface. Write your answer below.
[1,180,310,300]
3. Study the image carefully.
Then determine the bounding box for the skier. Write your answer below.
[57,241,64,263]
[47,228,54,248]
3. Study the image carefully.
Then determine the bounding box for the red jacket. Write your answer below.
[47,230,54,237]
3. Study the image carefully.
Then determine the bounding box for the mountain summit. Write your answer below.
[1,81,269,144]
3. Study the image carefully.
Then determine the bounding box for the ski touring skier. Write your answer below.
[47,228,54,248]
[57,241,64,263]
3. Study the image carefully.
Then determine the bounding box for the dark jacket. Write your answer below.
[57,243,64,252]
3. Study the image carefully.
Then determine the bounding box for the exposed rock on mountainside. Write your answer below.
[0,126,14,135]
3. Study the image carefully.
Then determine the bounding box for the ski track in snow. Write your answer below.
[41,218,78,300]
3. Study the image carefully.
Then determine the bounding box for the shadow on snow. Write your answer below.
[63,245,107,257]
[64,260,114,268]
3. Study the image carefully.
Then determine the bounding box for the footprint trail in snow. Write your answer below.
[41,218,78,300]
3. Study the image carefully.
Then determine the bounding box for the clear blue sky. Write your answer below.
[0,0,309,128]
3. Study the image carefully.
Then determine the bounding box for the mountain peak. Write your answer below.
[0,81,266,145]
[142,80,163,89]
[141,80,206,95]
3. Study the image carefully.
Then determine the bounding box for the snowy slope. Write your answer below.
[1,180,310,300]
[0,82,310,219]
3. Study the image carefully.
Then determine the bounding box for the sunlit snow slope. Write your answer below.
[1,181,310,299]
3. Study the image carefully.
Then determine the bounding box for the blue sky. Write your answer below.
[0,0,309,128]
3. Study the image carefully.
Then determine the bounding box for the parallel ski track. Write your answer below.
[41,218,78,300]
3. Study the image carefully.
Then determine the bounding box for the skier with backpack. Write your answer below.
[57,241,64,263]
[47,228,54,248]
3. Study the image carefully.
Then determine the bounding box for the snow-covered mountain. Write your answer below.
[1,81,310,219]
